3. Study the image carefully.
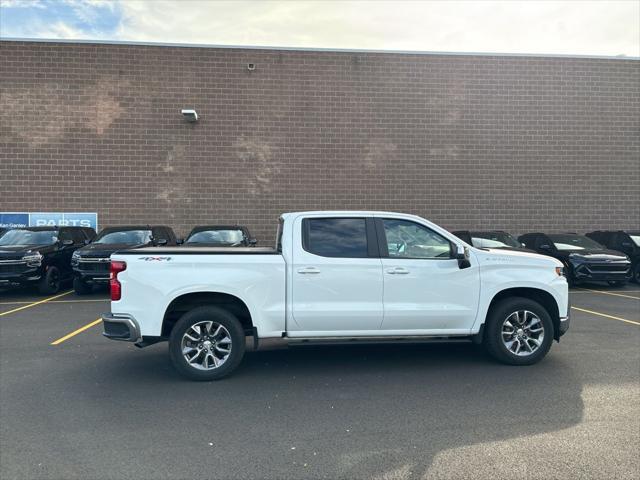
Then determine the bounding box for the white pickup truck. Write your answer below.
[102,211,570,380]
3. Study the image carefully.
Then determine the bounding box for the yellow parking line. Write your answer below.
[576,288,640,300]
[571,306,640,326]
[51,318,103,345]
[0,299,108,305]
[0,290,73,317]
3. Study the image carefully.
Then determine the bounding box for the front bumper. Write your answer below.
[572,263,632,283]
[73,259,111,284]
[102,313,141,342]
[0,266,43,286]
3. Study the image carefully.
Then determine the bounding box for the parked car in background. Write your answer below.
[586,230,640,283]
[518,232,632,286]
[72,226,178,294]
[182,225,256,247]
[0,226,95,294]
[452,230,533,252]
[103,211,569,380]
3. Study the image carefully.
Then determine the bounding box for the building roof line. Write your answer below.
[2,37,638,61]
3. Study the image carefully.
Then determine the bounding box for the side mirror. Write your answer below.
[60,239,74,247]
[176,238,184,245]
[539,244,552,251]
[155,238,168,246]
[248,237,257,246]
[83,239,91,245]
[455,244,471,269]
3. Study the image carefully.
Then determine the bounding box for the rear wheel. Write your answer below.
[483,297,554,366]
[73,277,92,295]
[169,306,245,381]
[37,267,61,295]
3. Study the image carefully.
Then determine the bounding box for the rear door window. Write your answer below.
[303,218,368,258]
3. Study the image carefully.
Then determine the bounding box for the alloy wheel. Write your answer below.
[181,321,232,370]
[501,310,545,357]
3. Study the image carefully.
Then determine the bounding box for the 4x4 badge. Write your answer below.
[138,256,172,262]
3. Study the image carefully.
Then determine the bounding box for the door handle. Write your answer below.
[297,267,321,274]
[386,267,409,275]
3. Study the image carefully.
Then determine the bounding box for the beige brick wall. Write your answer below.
[1,40,638,242]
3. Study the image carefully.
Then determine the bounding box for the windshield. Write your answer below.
[472,232,521,248]
[629,233,640,247]
[186,229,245,245]
[94,230,152,245]
[0,229,58,246]
[548,234,604,251]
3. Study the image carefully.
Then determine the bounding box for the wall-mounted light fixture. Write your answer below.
[181,109,198,122]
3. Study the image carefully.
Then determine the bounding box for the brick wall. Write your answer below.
[1,40,638,242]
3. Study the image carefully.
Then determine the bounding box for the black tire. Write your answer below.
[169,306,246,381]
[37,266,61,295]
[73,277,92,295]
[633,263,640,284]
[483,297,554,366]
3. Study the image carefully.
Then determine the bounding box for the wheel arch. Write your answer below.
[162,291,254,338]
[486,287,561,341]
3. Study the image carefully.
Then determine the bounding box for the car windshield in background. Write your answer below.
[472,232,521,248]
[548,234,604,251]
[94,230,152,245]
[186,229,245,245]
[629,233,640,247]
[0,229,58,246]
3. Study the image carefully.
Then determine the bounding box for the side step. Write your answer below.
[251,335,475,351]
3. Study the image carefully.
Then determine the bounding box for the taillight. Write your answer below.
[110,260,127,301]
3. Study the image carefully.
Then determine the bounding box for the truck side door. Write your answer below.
[377,217,480,332]
[289,216,383,334]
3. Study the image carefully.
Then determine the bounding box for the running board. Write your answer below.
[252,335,474,350]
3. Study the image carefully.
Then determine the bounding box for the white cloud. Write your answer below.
[3,0,639,56]
[112,0,640,56]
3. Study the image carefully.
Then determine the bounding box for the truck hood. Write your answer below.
[76,242,147,258]
[555,249,629,262]
[474,247,563,268]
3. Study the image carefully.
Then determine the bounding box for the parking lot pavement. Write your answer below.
[0,285,638,479]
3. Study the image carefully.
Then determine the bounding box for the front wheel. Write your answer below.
[37,267,61,295]
[483,297,554,366]
[169,306,246,381]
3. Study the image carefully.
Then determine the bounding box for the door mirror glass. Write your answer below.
[248,237,257,246]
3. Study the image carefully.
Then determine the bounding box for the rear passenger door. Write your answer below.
[289,216,383,334]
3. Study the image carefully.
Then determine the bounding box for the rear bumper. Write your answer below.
[102,313,141,342]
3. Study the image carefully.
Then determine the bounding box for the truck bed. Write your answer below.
[115,246,279,255]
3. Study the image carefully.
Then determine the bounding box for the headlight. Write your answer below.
[555,266,565,277]
[22,252,43,267]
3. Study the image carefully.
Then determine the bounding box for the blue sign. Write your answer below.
[0,212,98,230]
[0,213,29,228]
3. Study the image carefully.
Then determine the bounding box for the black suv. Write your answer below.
[452,230,533,252]
[0,226,96,294]
[586,230,640,283]
[72,225,177,294]
[182,225,256,247]
[518,232,632,286]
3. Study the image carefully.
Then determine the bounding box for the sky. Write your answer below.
[1,0,639,57]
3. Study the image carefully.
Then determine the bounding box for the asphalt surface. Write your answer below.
[0,283,639,479]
